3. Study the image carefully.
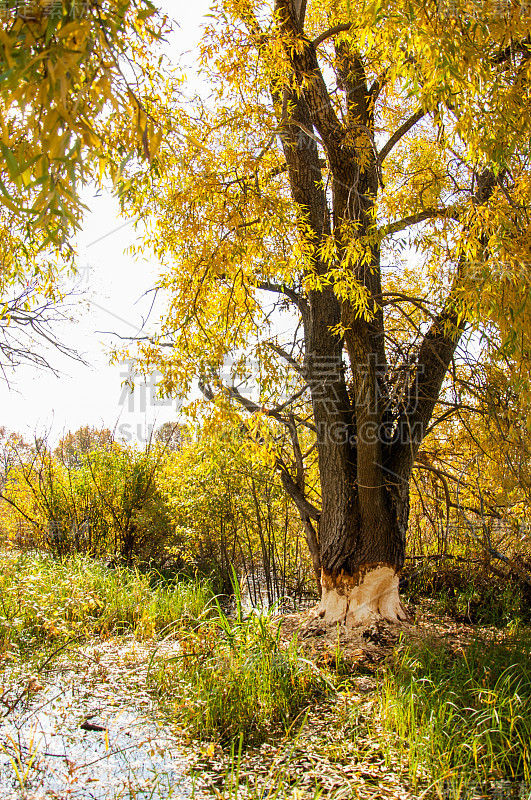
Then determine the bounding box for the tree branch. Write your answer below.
[312,22,353,49]
[381,206,459,237]
[378,108,426,163]
[257,280,308,318]
[266,342,304,375]
[277,458,321,520]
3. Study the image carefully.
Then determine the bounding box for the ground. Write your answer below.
[191,600,507,800]
[1,593,528,799]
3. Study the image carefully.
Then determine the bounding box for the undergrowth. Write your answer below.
[3,549,530,798]
[403,562,530,626]
[148,593,334,748]
[0,550,212,658]
[377,630,531,795]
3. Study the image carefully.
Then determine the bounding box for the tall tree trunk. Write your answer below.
[308,291,411,625]
[316,466,410,626]
[270,0,495,625]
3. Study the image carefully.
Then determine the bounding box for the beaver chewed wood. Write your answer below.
[317,565,409,627]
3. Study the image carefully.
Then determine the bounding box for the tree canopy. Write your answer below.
[3,0,531,622]
[0,0,168,372]
[0,0,165,240]
[123,0,531,403]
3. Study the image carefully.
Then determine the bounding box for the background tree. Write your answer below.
[120,0,531,625]
[55,425,114,469]
[1,433,176,563]
[154,421,183,453]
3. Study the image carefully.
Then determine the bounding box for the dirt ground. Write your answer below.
[278,597,480,668]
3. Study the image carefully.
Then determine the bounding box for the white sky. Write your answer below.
[0,0,212,446]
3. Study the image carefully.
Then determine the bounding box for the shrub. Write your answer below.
[0,551,212,658]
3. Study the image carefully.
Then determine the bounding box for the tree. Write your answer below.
[154,421,183,452]
[0,0,165,240]
[55,425,114,469]
[0,1,167,376]
[103,2,531,623]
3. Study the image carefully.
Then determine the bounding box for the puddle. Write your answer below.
[0,639,205,799]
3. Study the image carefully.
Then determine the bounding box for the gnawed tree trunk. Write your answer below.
[269,0,497,625]
[316,461,410,625]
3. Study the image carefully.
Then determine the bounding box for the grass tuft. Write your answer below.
[377,631,531,794]
[149,596,333,747]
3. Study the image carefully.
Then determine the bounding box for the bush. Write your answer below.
[1,438,179,565]
[403,561,530,625]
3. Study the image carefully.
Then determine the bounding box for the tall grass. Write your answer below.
[149,594,333,747]
[0,550,212,657]
[377,632,531,795]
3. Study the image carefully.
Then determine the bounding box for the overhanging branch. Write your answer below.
[378,108,426,163]
[381,206,459,237]
[312,22,353,48]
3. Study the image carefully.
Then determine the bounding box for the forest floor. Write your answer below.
[190,604,518,800]
[1,553,530,800]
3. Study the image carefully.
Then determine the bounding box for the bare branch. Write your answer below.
[266,342,304,375]
[0,283,86,376]
[257,280,308,316]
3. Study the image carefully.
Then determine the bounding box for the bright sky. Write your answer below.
[0,1,212,446]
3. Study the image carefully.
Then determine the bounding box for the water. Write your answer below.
[0,639,205,799]
[239,569,317,612]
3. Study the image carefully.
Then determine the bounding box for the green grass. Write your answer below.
[0,550,213,658]
[148,597,334,748]
[376,631,531,795]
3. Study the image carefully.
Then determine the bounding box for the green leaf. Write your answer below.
[0,142,19,179]
[138,4,157,21]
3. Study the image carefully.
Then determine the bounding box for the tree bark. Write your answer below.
[269,0,496,625]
